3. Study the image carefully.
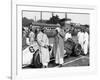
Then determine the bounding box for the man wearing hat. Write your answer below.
[37,27,50,68]
[54,26,65,67]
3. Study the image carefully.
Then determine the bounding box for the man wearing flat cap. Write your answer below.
[54,26,65,67]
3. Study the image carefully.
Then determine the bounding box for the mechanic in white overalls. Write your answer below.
[83,29,89,55]
[77,29,84,50]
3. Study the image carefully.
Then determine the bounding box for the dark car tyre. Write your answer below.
[64,38,75,56]
[31,49,42,68]
[73,43,82,56]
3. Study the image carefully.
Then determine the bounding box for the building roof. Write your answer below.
[32,22,60,28]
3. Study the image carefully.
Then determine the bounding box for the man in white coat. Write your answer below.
[77,29,84,51]
[83,29,89,55]
[54,27,65,67]
[37,28,50,68]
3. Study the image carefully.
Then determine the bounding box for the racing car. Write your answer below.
[22,23,83,68]
[22,38,82,68]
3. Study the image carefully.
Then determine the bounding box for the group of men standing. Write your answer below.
[77,28,89,55]
[25,26,66,68]
[25,24,89,68]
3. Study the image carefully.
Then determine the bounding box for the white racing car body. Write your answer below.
[22,42,39,67]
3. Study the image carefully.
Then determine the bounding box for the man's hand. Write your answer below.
[44,45,48,48]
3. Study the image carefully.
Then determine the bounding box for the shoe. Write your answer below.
[82,54,86,56]
[42,66,47,68]
[59,64,62,67]
[55,63,59,66]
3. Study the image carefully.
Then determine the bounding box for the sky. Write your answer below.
[23,11,89,25]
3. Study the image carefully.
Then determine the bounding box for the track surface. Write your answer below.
[23,55,89,69]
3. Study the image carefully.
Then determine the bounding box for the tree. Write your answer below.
[22,17,34,27]
[84,24,89,28]
[46,15,60,24]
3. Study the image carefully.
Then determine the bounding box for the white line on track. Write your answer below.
[55,56,89,68]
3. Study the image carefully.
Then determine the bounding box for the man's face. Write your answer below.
[37,28,40,33]
[65,28,69,32]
